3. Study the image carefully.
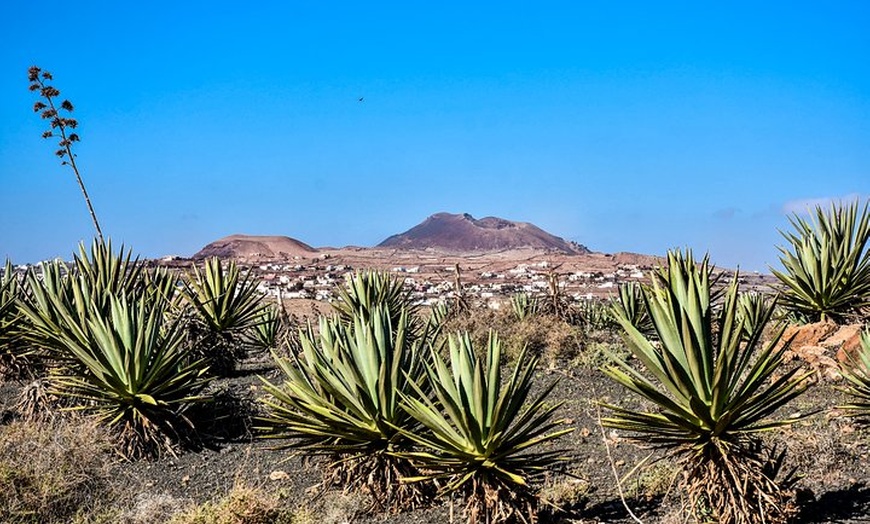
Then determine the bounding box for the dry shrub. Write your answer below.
[442,307,583,363]
[504,315,582,362]
[624,458,678,502]
[121,493,192,524]
[12,376,55,420]
[0,416,115,523]
[304,489,366,524]
[572,338,631,369]
[168,481,302,524]
[538,473,593,514]
[439,306,501,346]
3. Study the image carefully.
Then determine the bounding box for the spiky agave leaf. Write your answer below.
[184,257,265,373]
[771,199,870,323]
[611,282,655,337]
[21,278,209,458]
[73,239,145,308]
[424,301,451,341]
[736,292,778,342]
[21,240,162,370]
[511,292,540,322]
[395,332,573,524]
[603,249,811,524]
[257,306,431,510]
[0,260,34,378]
[575,297,614,331]
[333,270,418,331]
[249,303,284,350]
[259,306,423,449]
[838,331,870,420]
[0,261,19,323]
[185,258,264,334]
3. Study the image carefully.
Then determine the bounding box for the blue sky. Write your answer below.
[1,2,868,271]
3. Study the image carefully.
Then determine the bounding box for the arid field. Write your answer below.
[1,202,869,524]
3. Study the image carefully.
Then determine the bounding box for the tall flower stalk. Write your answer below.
[28,66,104,242]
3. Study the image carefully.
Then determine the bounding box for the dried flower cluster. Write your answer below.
[28,66,81,163]
[28,66,103,241]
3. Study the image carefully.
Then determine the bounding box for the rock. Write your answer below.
[789,345,842,381]
[269,470,289,481]
[829,325,866,363]
[778,321,839,352]
[778,322,868,381]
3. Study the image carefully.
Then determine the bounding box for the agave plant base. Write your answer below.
[106,408,201,460]
[451,475,538,524]
[0,351,37,382]
[679,439,797,524]
[12,377,55,420]
[321,450,433,514]
[200,336,248,377]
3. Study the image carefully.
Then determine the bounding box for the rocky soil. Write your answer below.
[2,321,869,523]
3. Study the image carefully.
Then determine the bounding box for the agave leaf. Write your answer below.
[772,199,870,322]
[603,249,810,464]
[20,242,210,457]
[257,305,425,453]
[395,330,572,509]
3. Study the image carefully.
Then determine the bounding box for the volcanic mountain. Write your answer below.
[193,234,318,260]
[378,212,589,254]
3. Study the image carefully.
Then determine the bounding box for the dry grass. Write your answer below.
[538,471,593,514]
[442,307,586,363]
[167,482,290,524]
[0,415,116,524]
[120,493,192,524]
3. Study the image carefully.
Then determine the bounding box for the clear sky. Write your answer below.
[1,2,868,271]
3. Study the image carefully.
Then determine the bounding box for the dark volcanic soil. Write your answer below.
[3,346,870,523]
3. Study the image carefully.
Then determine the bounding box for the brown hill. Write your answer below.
[193,234,318,260]
[378,212,590,255]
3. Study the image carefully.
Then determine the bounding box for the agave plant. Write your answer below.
[74,240,146,304]
[611,282,654,337]
[333,270,417,328]
[396,332,573,524]
[257,306,431,511]
[603,250,811,524]
[20,242,209,458]
[0,260,33,378]
[511,292,540,322]
[426,301,451,340]
[184,257,265,374]
[736,292,778,342]
[772,199,870,323]
[575,298,614,332]
[838,330,870,421]
[249,303,284,351]
[22,241,154,369]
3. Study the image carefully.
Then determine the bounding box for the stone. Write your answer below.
[788,345,842,381]
[828,324,866,363]
[778,321,839,352]
[269,470,289,481]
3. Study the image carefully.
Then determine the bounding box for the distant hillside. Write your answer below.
[193,234,318,260]
[378,212,590,254]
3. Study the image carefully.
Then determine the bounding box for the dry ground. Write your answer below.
[2,317,869,523]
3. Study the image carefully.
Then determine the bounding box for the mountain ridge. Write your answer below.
[193,234,318,260]
[377,212,590,255]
